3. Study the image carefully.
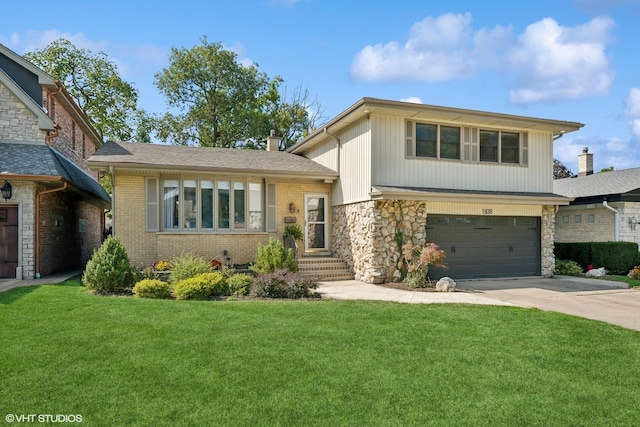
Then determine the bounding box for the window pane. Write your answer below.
[163,179,179,230]
[218,181,230,229]
[201,180,214,229]
[501,132,520,164]
[234,182,245,229]
[249,182,262,230]
[480,130,498,162]
[416,123,436,157]
[183,180,197,229]
[440,126,460,159]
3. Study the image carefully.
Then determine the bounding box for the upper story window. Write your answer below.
[147,177,263,232]
[406,120,528,166]
[414,123,460,160]
[480,130,520,164]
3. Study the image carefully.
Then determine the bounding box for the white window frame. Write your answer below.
[407,121,461,160]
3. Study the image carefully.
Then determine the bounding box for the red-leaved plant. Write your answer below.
[402,242,446,288]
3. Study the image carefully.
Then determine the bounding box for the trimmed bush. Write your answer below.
[173,272,227,300]
[82,236,139,294]
[227,273,253,296]
[554,259,583,276]
[132,279,172,299]
[169,253,213,285]
[555,243,592,269]
[250,238,297,275]
[250,269,317,299]
[591,242,639,275]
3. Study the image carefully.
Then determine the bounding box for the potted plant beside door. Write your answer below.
[283,224,304,259]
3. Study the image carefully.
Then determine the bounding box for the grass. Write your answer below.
[594,274,640,288]
[1,279,640,426]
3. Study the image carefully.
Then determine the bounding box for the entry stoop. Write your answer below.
[298,256,354,281]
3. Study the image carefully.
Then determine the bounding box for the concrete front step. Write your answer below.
[298,257,354,281]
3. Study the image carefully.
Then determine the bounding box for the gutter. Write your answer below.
[603,200,619,242]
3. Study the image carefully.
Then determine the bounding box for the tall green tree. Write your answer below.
[154,37,322,149]
[553,158,574,179]
[24,39,141,142]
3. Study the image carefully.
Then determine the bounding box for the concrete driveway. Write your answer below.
[317,276,640,331]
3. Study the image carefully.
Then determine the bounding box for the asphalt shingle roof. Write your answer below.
[0,142,110,204]
[554,167,640,198]
[88,141,337,177]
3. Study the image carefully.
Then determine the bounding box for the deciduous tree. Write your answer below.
[553,158,574,179]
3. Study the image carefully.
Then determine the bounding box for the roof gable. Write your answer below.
[0,69,55,131]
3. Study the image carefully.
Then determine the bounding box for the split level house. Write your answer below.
[555,148,640,244]
[88,98,583,282]
[0,44,110,280]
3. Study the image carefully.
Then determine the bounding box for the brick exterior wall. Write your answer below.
[114,174,332,268]
[556,202,640,244]
[38,187,104,276]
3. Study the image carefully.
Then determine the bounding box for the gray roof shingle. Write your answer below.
[88,141,337,177]
[554,167,640,198]
[0,142,110,204]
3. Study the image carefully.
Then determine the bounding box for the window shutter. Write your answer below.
[462,126,471,162]
[471,128,479,162]
[405,120,415,158]
[521,133,528,166]
[146,177,159,232]
[266,182,277,232]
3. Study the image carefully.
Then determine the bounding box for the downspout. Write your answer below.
[109,166,115,236]
[45,81,63,146]
[35,181,68,278]
[603,200,619,242]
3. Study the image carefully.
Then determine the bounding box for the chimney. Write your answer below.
[578,147,593,177]
[266,129,280,151]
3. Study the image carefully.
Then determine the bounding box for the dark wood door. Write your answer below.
[0,207,18,279]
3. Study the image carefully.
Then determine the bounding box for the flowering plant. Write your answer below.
[628,265,640,279]
[153,260,172,271]
[402,242,446,288]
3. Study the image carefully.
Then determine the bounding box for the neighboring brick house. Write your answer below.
[555,148,640,244]
[0,44,110,279]
[89,97,583,282]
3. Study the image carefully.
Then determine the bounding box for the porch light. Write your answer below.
[1,180,12,201]
[289,203,296,213]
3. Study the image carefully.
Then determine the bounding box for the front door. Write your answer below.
[304,194,329,253]
[0,206,18,279]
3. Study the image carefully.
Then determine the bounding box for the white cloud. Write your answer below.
[625,88,640,140]
[507,17,615,104]
[0,29,109,54]
[555,135,640,172]
[400,97,423,104]
[351,13,615,105]
[350,13,511,82]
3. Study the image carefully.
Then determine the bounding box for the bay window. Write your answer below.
[150,178,264,232]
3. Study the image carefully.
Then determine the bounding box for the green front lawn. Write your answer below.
[596,275,640,288]
[1,279,640,426]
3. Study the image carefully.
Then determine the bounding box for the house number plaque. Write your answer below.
[482,209,493,215]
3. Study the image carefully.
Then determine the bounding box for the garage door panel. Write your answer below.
[426,215,540,280]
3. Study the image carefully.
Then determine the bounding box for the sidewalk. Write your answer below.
[316,280,516,306]
[0,269,83,293]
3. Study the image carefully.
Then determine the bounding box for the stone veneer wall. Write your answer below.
[541,205,556,277]
[335,200,556,283]
[333,200,427,284]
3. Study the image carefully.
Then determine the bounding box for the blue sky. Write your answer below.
[2,0,640,173]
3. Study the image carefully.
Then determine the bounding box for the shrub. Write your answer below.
[153,260,172,271]
[283,224,304,242]
[591,242,639,275]
[628,265,640,279]
[173,272,227,300]
[250,269,317,299]
[227,273,253,296]
[554,259,583,276]
[250,238,297,275]
[169,253,213,285]
[82,236,139,294]
[132,279,172,299]
[402,242,446,288]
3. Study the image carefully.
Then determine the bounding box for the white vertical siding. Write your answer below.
[334,117,371,205]
[372,116,554,193]
[304,140,338,172]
